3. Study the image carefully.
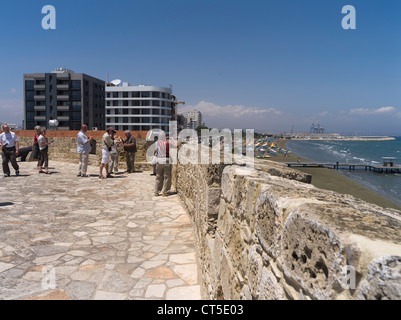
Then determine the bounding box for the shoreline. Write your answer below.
[270,139,401,211]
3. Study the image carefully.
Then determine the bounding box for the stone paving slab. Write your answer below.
[0,161,201,300]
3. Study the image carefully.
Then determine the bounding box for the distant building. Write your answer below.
[24,68,105,130]
[186,110,203,130]
[105,81,174,132]
[176,114,186,132]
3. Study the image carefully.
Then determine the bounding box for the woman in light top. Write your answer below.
[38,129,53,174]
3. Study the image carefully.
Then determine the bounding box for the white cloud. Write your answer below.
[179,101,282,118]
[178,101,283,130]
[349,106,396,115]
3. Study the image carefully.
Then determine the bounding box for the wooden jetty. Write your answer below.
[285,161,401,174]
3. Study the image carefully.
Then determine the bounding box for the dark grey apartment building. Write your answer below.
[24,68,105,130]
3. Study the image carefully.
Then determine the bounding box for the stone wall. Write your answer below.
[15,130,152,171]
[175,143,401,300]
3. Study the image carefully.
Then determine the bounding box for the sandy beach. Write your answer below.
[270,139,401,211]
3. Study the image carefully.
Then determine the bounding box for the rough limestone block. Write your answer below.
[254,160,312,183]
[357,256,401,300]
[221,167,235,203]
[212,233,224,280]
[220,247,234,300]
[281,202,401,300]
[258,267,285,300]
[206,187,221,217]
[247,245,264,299]
[255,183,322,259]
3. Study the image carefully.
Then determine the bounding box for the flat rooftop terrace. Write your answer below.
[0,161,201,300]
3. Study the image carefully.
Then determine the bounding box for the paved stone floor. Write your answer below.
[0,161,201,300]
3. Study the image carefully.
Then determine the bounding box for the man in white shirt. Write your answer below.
[0,124,20,177]
[77,125,93,177]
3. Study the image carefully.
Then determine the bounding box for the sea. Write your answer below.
[286,137,401,205]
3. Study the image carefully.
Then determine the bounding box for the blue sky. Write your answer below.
[0,0,400,135]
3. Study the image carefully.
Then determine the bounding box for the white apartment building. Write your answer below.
[186,110,203,130]
[105,82,174,132]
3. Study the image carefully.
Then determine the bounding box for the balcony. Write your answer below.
[57,116,70,121]
[57,84,70,90]
[34,106,46,111]
[56,73,70,80]
[57,105,70,111]
[34,95,46,101]
[57,95,70,101]
[33,84,46,90]
[34,116,46,121]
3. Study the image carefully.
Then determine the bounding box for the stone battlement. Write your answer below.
[174,142,401,300]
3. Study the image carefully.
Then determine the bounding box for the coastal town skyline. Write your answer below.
[0,0,400,135]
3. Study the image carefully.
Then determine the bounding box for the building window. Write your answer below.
[141,91,150,98]
[113,92,119,98]
[26,112,35,121]
[72,112,81,121]
[113,100,119,107]
[152,100,160,107]
[26,101,35,111]
[133,92,140,98]
[123,92,128,98]
[141,100,150,107]
[71,91,81,100]
[152,92,160,98]
[25,81,34,90]
[133,100,140,106]
[72,102,81,111]
[71,80,81,89]
[26,91,35,100]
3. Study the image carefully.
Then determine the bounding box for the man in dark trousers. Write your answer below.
[123,130,137,173]
[0,124,20,177]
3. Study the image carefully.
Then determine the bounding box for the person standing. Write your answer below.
[0,124,20,177]
[123,130,137,174]
[110,131,122,174]
[154,135,173,196]
[99,127,114,179]
[77,125,93,177]
[38,129,52,174]
[33,125,42,170]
